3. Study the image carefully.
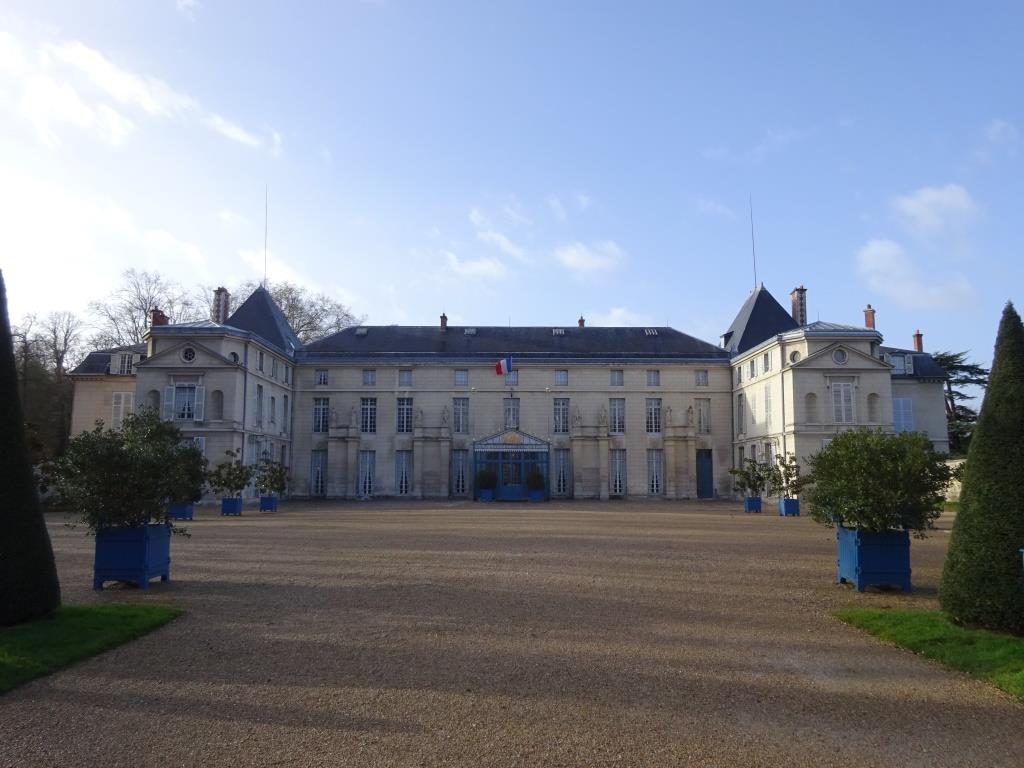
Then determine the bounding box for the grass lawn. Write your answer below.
[943,501,960,513]
[835,607,1024,701]
[0,604,182,694]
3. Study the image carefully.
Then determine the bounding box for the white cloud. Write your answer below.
[693,196,735,218]
[587,307,656,327]
[18,74,135,147]
[477,230,527,262]
[0,30,28,75]
[443,250,507,280]
[176,0,201,17]
[546,194,567,221]
[238,247,311,288]
[973,118,1019,163]
[856,238,973,309]
[554,241,623,273]
[468,207,490,229]
[575,192,592,211]
[205,114,263,148]
[891,183,976,238]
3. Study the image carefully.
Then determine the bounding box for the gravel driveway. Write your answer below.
[2,501,1022,767]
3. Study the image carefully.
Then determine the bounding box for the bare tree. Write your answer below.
[88,269,203,348]
[35,312,84,381]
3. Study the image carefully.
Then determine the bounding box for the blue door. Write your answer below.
[696,450,713,499]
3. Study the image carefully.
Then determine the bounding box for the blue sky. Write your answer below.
[1,1,1020,368]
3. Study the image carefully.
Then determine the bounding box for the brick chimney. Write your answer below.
[212,287,231,324]
[863,304,876,329]
[440,312,448,332]
[789,285,807,325]
[578,316,585,328]
[913,329,923,352]
[150,308,169,327]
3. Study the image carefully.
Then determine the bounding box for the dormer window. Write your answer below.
[118,353,134,375]
[892,354,906,374]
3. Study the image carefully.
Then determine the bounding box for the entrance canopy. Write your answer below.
[474,430,550,501]
[473,429,550,453]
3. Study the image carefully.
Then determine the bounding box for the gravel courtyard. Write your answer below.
[2,501,1022,767]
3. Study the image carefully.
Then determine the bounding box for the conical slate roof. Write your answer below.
[721,285,798,355]
[226,286,301,353]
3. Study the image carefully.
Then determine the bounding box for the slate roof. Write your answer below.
[721,285,799,355]
[70,343,147,376]
[226,287,302,353]
[880,346,948,380]
[302,325,729,362]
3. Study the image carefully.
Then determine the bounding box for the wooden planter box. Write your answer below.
[836,526,911,592]
[93,524,171,590]
[778,498,800,516]
[221,497,243,515]
[743,496,762,513]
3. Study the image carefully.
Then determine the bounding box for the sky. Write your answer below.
[0,1,1021,370]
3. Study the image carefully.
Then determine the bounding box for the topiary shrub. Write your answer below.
[254,458,288,496]
[207,449,255,498]
[941,302,1024,633]
[728,458,772,498]
[0,270,61,625]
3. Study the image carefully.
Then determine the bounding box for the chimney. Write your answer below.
[789,285,807,326]
[150,307,169,327]
[578,316,585,328]
[440,312,448,332]
[863,304,876,329]
[913,329,923,353]
[212,287,231,324]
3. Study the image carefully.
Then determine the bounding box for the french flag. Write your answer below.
[495,356,513,375]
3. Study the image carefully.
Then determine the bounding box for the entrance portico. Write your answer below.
[473,430,550,501]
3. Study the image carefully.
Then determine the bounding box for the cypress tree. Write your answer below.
[0,270,61,625]
[940,302,1024,633]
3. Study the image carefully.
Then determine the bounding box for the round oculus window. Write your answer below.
[230,352,239,364]
[832,348,849,365]
[789,351,801,363]
[181,347,196,363]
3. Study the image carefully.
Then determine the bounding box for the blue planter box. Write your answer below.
[221,497,243,515]
[478,489,495,502]
[168,502,193,520]
[93,524,171,590]
[836,526,911,592]
[778,498,800,516]
[259,495,278,512]
[744,496,762,513]
[528,489,545,502]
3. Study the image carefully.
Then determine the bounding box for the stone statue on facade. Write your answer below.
[573,405,582,427]
[441,405,449,428]
[414,408,423,427]
[686,404,694,427]
[598,404,608,427]
[350,406,358,427]
[664,405,672,426]
[329,406,339,428]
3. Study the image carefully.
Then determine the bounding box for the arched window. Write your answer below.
[805,393,818,423]
[867,393,881,423]
[147,389,160,412]
[210,389,224,421]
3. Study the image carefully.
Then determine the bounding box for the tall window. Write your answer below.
[111,392,133,430]
[504,370,519,386]
[399,369,413,387]
[284,366,290,384]
[764,384,772,429]
[118,353,133,375]
[358,450,375,496]
[737,367,743,385]
[269,395,276,424]
[893,397,914,432]
[362,369,376,386]
[271,358,278,379]
[646,369,660,386]
[696,398,711,434]
[395,451,412,494]
[451,397,469,433]
[647,449,664,495]
[316,369,328,386]
[609,398,625,434]
[610,449,627,496]
[610,369,624,386]
[255,384,264,427]
[645,398,662,433]
[283,395,289,431]
[695,369,709,387]
[503,398,520,429]
[736,394,746,434]
[553,398,570,434]
[174,385,197,421]
[763,352,772,373]
[313,397,329,432]
[397,398,413,432]
[454,369,469,387]
[451,450,468,495]
[361,397,377,433]
[310,450,326,496]
[748,360,756,379]
[554,449,571,496]
[832,381,854,423]
[891,355,906,374]
[258,350,265,372]
[554,370,569,386]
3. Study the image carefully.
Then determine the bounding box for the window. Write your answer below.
[610,369,624,386]
[503,398,520,429]
[749,393,757,426]
[284,366,290,384]
[554,449,571,496]
[361,398,377,433]
[313,398,329,433]
[316,369,329,386]
[395,451,412,494]
[310,450,327,496]
[504,370,519,386]
[210,389,224,420]
[190,436,206,457]
[805,392,818,422]
[271,358,278,379]
[270,396,276,424]
[736,367,743,385]
[553,398,570,434]
[451,450,468,496]
[695,369,709,387]
[645,398,662,433]
[696,398,711,434]
[399,369,413,387]
[282,395,289,431]
[358,450,375,496]
[789,351,801,364]
[362,369,376,386]
[736,394,746,434]
[173,385,198,421]
[111,392,133,430]
[646,370,661,386]
[748,360,756,379]
[763,352,772,373]
[891,355,906,374]
[609,398,625,434]
[452,397,469,434]
[647,449,664,495]
[610,449,627,496]
[397,397,413,432]
[832,348,849,365]
[737,446,744,465]
[893,397,914,432]
[454,369,469,387]
[181,348,196,364]
[255,384,264,427]
[764,442,775,464]
[764,384,772,429]
[554,370,569,386]
[118,353,133,375]
[832,381,854,423]
[258,350,264,372]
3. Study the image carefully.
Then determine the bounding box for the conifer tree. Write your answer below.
[940,302,1024,632]
[0,271,61,625]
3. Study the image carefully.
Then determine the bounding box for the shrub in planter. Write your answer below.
[526,470,546,502]
[768,453,805,516]
[47,411,205,589]
[476,467,497,501]
[802,429,951,592]
[255,458,288,512]
[207,450,254,515]
[729,458,772,513]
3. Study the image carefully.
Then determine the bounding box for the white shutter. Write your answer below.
[906,356,915,374]
[125,392,134,417]
[194,436,206,457]
[193,386,205,422]
[843,384,854,422]
[162,386,175,421]
[111,393,124,430]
